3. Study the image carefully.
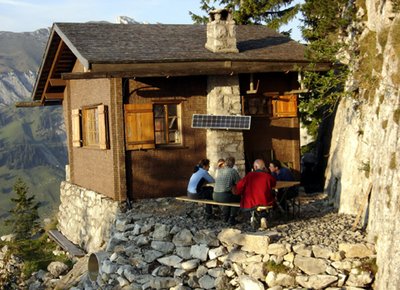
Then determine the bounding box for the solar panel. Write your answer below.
[192,114,251,130]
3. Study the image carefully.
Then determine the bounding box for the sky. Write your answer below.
[0,0,303,41]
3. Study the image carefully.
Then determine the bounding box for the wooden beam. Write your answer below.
[44,92,64,100]
[62,61,330,80]
[15,101,43,107]
[49,78,66,86]
[284,89,309,94]
[41,40,65,103]
[48,230,85,257]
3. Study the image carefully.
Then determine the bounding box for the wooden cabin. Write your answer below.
[23,10,329,203]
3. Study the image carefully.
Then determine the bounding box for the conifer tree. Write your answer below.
[299,0,355,138]
[5,178,40,240]
[190,0,300,29]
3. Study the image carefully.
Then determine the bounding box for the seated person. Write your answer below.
[187,159,215,218]
[234,159,276,226]
[215,158,225,179]
[269,159,299,212]
[213,157,241,225]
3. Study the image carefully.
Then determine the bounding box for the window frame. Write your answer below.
[153,102,183,147]
[124,101,184,151]
[71,104,109,150]
[82,105,100,147]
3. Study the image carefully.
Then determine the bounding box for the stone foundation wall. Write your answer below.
[58,181,121,253]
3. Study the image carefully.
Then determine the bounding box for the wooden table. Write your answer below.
[274,181,300,190]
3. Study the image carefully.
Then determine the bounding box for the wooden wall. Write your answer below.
[240,72,301,177]
[64,61,118,199]
[126,76,208,199]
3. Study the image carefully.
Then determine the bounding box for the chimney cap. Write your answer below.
[208,8,233,22]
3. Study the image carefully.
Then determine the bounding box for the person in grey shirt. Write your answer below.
[213,157,241,225]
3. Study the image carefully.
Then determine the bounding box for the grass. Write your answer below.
[386,186,392,208]
[389,152,397,170]
[391,18,400,85]
[263,261,291,275]
[381,120,388,130]
[354,31,383,103]
[393,0,400,13]
[359,161,371,178]
[393,108,400,125]
[358,257,378,276]
[0,233,72,278]
[377,27,389,50]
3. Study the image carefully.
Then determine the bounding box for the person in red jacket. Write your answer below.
[234,159,276,228]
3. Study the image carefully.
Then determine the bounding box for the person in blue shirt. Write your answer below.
[269,159,298,212]
[187,159,215,218]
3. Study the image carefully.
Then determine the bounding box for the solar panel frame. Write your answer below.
[191,114,251,130]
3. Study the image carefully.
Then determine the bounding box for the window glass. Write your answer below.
[82,107,99,146]
[154,103,182,145]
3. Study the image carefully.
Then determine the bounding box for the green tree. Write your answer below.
[5,178,40,240]
[299,0,355,138]
[190,0,300,29]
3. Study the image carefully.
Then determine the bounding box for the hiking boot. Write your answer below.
[228,217,237,226]
[224,214,230,223]
[205,213,215,220]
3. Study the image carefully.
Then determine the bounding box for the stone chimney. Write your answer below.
[205,8,239,53]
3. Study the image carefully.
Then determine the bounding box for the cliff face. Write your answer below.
[325,1,400,289]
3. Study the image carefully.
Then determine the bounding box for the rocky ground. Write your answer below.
[129,191,369,250]
[6,190,375,289]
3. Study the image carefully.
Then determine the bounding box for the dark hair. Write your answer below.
[225,157,235,168]
[198,159,210,168]
[270,159,282,169]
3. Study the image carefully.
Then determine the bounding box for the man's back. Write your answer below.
[236,170,276,209]
[214,167,240,193]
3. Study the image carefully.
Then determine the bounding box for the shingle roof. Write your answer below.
[31,22,328,103]
[54,23,307,66]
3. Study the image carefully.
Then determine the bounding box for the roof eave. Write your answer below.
[62,60,331,79]
[53,24,90,69]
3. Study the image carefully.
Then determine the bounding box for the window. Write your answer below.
[124,102,182,150]
[71,104,109,149]
[243,96,271,116]
[154,104,181,145]
[243,94,297,117]
[82,107,99,146]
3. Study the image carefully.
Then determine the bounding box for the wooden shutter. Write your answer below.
[124,103,155,150]
[272,94,298,117]
[71,109,81,147]
[98,104,109,150]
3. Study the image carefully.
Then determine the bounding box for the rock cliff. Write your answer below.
[325,1,400,289]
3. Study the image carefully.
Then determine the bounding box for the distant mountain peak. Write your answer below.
[116,16,148,25]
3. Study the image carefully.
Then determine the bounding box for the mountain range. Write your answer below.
[0,28,67,235]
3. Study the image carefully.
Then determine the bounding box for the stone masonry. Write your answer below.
[206,75,245,177]
[58,181,121,253]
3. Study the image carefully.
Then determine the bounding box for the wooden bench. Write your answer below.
[175,196,273,212]
[48,229,86,257]
[176,181,300,216]
[175,196,240,207]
